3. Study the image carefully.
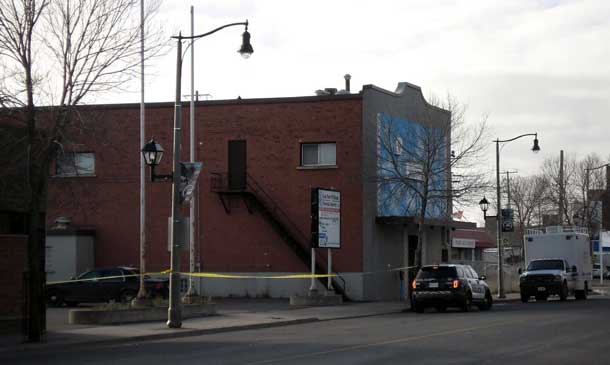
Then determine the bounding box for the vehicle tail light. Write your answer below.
[155,282,164,290]
[452,280,459,289]
[412,280,417,289]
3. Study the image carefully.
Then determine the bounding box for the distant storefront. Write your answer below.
[452,229,495,261]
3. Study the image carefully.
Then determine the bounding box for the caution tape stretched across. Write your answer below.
[46,265,420,285]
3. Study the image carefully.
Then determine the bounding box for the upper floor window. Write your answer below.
[394,136,403,155]
[55,152,95,177]
[301,143,336,167]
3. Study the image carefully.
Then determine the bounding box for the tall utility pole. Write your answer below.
[135,0,149,305]
[559,150,564,225]
[501,170,518,209]
[184,5,198,300]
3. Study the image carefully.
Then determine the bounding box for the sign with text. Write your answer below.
[311,188,341,249]
[452,238,476,249]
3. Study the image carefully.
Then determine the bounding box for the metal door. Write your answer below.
[228,140,247,190]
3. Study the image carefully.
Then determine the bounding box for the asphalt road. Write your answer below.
[7,297,610,365]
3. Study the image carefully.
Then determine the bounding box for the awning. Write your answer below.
[452,229,495,249]
[375,216,476,229]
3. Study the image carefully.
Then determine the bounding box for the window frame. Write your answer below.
[55,151,96,177]
[299,142,337,168]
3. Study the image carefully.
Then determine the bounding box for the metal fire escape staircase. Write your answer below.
[210,172,348,300]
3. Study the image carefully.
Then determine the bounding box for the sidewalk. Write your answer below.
[1,294,522,353]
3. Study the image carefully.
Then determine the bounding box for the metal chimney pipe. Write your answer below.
[344,74,351,93]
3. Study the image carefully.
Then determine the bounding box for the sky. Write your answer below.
[97,0,610,223]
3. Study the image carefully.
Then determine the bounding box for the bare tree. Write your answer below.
[376,94,489,267]
[0,0,166,341]
[508,175,550,234]
[541,153,578,225]
[571,153,606,239]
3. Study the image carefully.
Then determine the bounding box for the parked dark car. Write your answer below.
[411,264,493,313]
[46,267,169,307]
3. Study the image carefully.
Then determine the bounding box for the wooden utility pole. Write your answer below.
[559,150,564,225]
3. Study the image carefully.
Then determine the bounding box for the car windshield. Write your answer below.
[527,260,564,271]
[416,266,457,279]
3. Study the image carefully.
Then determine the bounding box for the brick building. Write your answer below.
[45,81,467,301]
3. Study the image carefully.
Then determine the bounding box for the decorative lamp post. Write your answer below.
[142,20,253,329]
[494,133,540,299]
[479,196,489,221]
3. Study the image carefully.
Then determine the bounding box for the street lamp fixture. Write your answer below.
[494,133,540,299]
[238,26,254,58]
[532,137,540,153]
[479,196,489,219]
[142,19,252,329]
[142,138,172,181]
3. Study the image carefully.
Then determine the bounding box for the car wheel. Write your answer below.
[119,289,137,304]
[461,292,472,312]
[47,290,64,307]
[478,291,493,311]
[559,281,568,301]
[576,282,589,300]
[520,292,529,303]
[411,299,425,313]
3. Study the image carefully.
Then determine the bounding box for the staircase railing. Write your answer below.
[245,173,347,297]
[209,172,347,297]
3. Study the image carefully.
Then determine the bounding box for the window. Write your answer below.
[416,266,457,279]
[394,136,403,155]
[301,143,336,167]
[99,269,125,282]
[56,152,95,176]
[77,271,100,280]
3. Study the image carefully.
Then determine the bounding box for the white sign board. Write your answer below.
[452,238,476,249]
[317,189,341,249]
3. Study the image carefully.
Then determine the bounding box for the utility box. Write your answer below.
[46,220,95,282]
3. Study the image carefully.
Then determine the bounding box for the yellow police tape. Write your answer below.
[46,265,419,285]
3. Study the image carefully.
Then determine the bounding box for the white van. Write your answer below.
[520,226,592,302]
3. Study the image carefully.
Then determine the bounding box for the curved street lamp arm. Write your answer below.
[494,132,537,144]
[585,163,610,172]
[172,20,248,41]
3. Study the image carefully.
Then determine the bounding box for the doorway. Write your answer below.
[228,140,247,190]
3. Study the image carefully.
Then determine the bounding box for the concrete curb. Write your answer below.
[3,317,320,354]
[3,299,529,354]
[3,307,412,354]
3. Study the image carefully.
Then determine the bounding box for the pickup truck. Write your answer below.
[519,258,578,302]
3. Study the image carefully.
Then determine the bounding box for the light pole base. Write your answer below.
[167,307,182,328]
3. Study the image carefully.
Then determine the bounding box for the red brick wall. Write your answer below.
[47,96,364,274]
[0,234,27,316]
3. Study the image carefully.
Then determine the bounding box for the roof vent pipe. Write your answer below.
[344,74,351,93]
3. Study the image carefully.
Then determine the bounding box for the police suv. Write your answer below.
[411,264,493,313]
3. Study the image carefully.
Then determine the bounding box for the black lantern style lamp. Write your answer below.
[141,138,172,182]
[479,196,490,219]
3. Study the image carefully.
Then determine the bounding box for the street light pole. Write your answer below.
[494,133,540,299]
[495,140,503,298]
[167,34,184,329]
[163,20,252,329]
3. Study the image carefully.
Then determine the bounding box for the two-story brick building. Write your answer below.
[45,81,469,301]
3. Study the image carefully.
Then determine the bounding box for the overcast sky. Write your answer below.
[98,0,610,222]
